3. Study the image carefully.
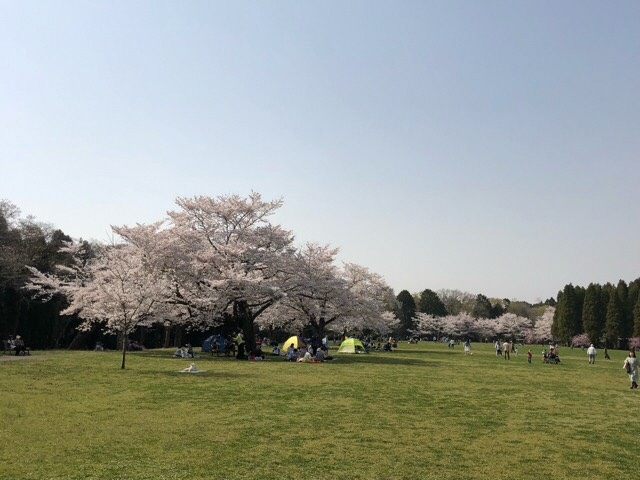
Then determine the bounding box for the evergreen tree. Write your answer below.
[471,294,492,319]
[551,289,562,339]
[417,289,447,317]
[633,297,640,337]
[574,285,585,325]
[604,290,623,348]
[628,279,640,335]
[600,283,613,324]
[617,279,634,339]
[551,284,580,344]
[582,283,604,346]
[489,299,506,319]
[395,290,416,338]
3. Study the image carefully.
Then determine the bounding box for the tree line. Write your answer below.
[393,288,555,340]
[5,195,635,357]
[551,280,640,348]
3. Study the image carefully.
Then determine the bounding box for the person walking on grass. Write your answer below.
[527,349,532,364]
[623,351,638,389]
[587,344,597,364]
[503,340,510,360]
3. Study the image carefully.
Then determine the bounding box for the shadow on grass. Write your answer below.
[136,368,251,379]
[332,354,428,366]
[135,348,434,367]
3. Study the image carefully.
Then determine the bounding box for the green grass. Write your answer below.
[0,343,634,479]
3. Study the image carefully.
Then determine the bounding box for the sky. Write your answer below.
[1,1,639,303]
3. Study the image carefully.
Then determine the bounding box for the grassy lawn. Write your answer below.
[0,342,634,480]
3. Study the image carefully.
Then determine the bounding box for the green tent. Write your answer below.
[337,337,366,354]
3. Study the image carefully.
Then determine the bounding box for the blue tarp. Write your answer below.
[202,334,226,353]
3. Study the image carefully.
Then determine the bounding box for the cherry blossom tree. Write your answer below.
[328,263,397,337]
[474,317,499,341]
[255,243,343,335]
[26,240,93,302]
[628,337,640,350]
[258,246,397,339]
[571,333,591,347]
[25,240,96,347]
[63,244,166,369]
[114,193,297,354]
[527,306,555,343]
[412,313,445,339]
[495,313,532,341]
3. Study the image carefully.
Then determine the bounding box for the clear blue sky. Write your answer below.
[2,1,639,303]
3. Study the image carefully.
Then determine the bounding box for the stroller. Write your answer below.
[543,350,560,364]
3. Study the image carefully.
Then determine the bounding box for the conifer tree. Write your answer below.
[551,284,580,344]
[633,298,640,338]
[395,290,416,338]
[582,283,604,346]
[616,280,632,339]
[471,294,492,319]
[417,289,447,317]
[604,290,623,348]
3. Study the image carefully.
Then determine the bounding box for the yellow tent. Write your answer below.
[282,335,306,350]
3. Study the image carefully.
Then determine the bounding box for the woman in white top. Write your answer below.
[623,350,638,389]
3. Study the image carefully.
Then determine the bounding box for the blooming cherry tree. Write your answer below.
[528,306,554,343]
[115,193,297,354]
[495,313,532,340]
[63,244,166,369]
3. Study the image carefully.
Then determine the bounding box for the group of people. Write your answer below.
[587,344,639,389]
[5,335,29,356]
[284,343,333,363]
[173,343,196,358]
[494,340,519,359]
[233,333,268,360]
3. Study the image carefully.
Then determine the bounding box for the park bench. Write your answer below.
[2,340,30,355]
[2,340,14,355]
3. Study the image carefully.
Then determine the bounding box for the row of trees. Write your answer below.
[5,194,637,363]
[552,280,640,348]
[410,309,555,344]
[393,288,554,340]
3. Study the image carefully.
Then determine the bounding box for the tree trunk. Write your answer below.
[234,300,256,354]
[173,326,182,348]
[163,324,172,348]
[121,339,127,369]
[116,331,126,351]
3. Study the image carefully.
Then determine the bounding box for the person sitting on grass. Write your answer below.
[248,347,265,361]
[297,351,313,363]
[173,346,188,358]
[285,346,297,362]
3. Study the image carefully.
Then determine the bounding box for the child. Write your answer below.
[527,349,532,364]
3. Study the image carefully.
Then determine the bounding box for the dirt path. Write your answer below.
[0,354,43,361]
